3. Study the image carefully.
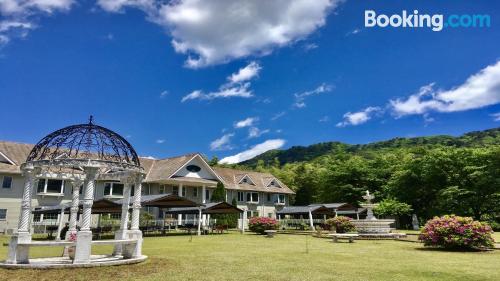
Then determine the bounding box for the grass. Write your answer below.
[0,233,499,281]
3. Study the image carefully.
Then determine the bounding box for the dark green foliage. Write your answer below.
[211,182,226,202]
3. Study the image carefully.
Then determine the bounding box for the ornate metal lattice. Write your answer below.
[26,116,141,167]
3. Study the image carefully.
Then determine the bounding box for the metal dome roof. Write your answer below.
[26,117,140,168]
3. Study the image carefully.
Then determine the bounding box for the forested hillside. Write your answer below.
[218,127,500,228]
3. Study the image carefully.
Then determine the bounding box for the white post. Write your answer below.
[177,184,183,226]
[68,180,82,234]
[241,210,247,234]
[202,185,206,204]
[123,173,144,259]
[55,207,65,241]
[114,177,132,256]
[7,165,37,264]
[308,208,315,231]
[74,166,98,264]
[197,207,202,236]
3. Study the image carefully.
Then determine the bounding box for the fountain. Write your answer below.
[352,191,400,238]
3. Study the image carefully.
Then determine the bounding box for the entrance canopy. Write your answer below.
[164,202,243,215]
[276,205,334,216]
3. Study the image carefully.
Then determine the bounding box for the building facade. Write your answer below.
[0,141,294,233]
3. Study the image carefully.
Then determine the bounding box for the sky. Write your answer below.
[0,0,499,163]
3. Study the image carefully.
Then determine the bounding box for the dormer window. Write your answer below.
[186,165,201,172]
[267,179,281,188]
[238,175,255,185]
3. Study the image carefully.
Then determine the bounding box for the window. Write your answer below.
[172,186,179,195]
[37,179,64,194]
[0,209,6,220]
[267,193,271,201]
[268,179,280,188]
[205,189,210,201]
[246,192,259,203]
[276,194,285,204]
[186,165,201,172]
[43,213,58,221]
[104,182,124,197]
[2,176,12,188]
[33,213,41,222]
[193,187,198,197]
[159,185,165,194]
[237,191,244,202]
[181,187,186,197]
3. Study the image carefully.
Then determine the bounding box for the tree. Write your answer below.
[208,156,219,166]
[211,182,226,202]
[374,198,412,217]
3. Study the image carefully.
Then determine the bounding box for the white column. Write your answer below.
[241,210,247,234]
[177,183,183,226]
[123,173,144,259]
[308,208,315,231]
[114,178,132,256]
[197,207,202,236]
[130,174,143,231]
[7,165,37,264]
[202,185,206,204]
[55,207,65,241]
[68,180,82,234]
[74,166,98,264]
[17,166,36,234]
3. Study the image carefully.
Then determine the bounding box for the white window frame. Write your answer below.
[237,191,244,202]
[37,178,65,195]
[246,192,259,203]
[276,194,285,204]
[159,185,166,194]
[0,209,6,220]
[104,182,125,198]
[2,176,13,189]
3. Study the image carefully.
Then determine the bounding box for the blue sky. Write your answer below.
[0,0,499,163]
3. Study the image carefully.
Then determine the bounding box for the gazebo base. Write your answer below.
[0,254,147,269]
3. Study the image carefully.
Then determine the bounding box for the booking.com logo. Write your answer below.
[365,10,491,31]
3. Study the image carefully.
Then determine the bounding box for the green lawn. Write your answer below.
[0,233,499,281]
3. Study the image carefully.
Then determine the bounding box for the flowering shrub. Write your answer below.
[419,215,494,250]
[325,216,356,233]
[248,217,278,234]
[68,232,77,242]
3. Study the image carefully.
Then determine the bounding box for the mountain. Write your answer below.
[239,127,500,168]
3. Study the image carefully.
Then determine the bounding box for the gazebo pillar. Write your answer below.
[74,167,98,264]
[55,207,65,241]
[123,173,143,258]
[68,180,82,235]
[114,177,132,256]
[6,165,37,264]
[308,208,315,231]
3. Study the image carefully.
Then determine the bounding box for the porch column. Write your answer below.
[6,165,37,264]
[177,183,183,226]
[197,207,202,236]
[308,208,315,231]
[114,177,132,256]
[123,173,144,259]
[202,185,206,204]
[74,166,98,264]
[241,209,247,234]
[68,180,82,234]
[55,207,65,241]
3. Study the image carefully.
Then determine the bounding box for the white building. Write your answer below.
[0,141,294,233]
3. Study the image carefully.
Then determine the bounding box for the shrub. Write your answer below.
[325,216,356,233]
[248,217,278,234]
[419,215,494,250]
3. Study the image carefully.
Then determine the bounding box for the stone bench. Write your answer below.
[264,230,277,238]
[327,233,359,243]
[17,241,76,247]
[91,239,137,245]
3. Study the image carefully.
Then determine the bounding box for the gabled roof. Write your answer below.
[214,167,294,194]
[0,141,34,174]
[276,205,333,215]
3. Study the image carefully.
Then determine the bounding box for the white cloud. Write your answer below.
[303,43,318,51]
[219,139,285,164]
[336,106,382,127]
[248,127,270,138]
[234,117,258,128]
[210,133,234,151]
[97,0,155,13]
[0,0,74,44]
[491,112,500,122]
[158,0,339,68]
[391,61,500,117]
[159,90,168,98]
[141,155,157,160]
[228,61,261,84]
[156,139,165,144]
[181,83,253,102]
[346,28,361,36]
[271,111,286,121]
[319,116,330,122]
[294,83,333,108]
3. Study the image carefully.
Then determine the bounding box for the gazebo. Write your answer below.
[2,117,147,268]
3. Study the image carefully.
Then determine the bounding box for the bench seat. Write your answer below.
[17,241,75,247]
[91,239,137,245]
[327,233,359,243]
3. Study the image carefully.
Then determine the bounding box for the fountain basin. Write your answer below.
[352,219,395,234]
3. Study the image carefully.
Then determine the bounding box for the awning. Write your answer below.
[276,205,334,216]
[164,201,243,215]
[116,193,200,208]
